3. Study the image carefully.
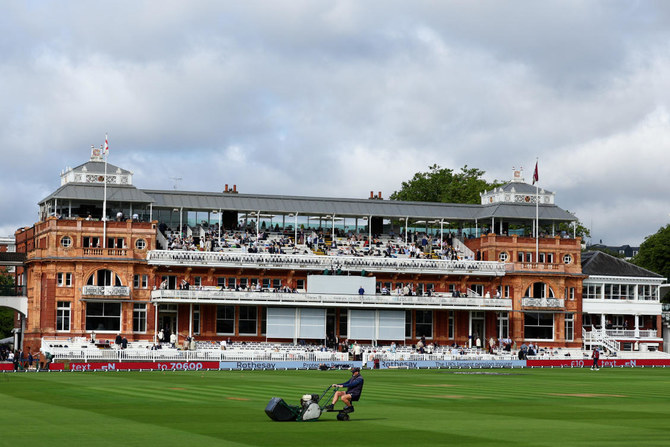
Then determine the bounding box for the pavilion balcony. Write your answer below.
[600,329,660,339]
[82,285,131,297]
[146,250,507,276]
[507,262,569,273]
[150,289,513,310]
[82,248,129,257]
[521,297,565,308]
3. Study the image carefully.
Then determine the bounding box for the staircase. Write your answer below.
[582,328,619,353]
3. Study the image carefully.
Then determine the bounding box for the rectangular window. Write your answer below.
[261,307,267,335]
[217,277,226,288]
[583,284,602,299]
[83,236,101,248]
[415,310,433,338]
[339,309,347,338]
[565,313,574,342]
[405,310,413,338]
[250,278,259,287]
[504,285,511,298]
[239,278,248,288]
[193,305,200,335]
[142,275,148,289]
[216,305,235,334]
[496,312,509,339]
[262,278,270,289]
[448,311,454,339]
[547,253,554,264]
[133,274,140,289]
[56,301,71,331]
[518,252,524,262]
[239,306,257,335]
[296,279,305,290]
[228,278,236,289]
[524,312,554,340]
[193,276,202,287]
[569,287,575,300]
[85,302,121,332]
[525,252,532,263]
[57,272,72,287]
[538,252,546,263]
[272,279,281,289]
[133,304,147,333]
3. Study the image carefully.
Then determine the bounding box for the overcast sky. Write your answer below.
[1,1,669,246]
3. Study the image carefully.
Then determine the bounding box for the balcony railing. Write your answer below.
[522,297,565,308]
[584,328,659,340]
[151,289,513,310]
[82,248,128,256]
[604,329,659,339]
[0,285,26,296]
[147,250,507,275]
[508,263,567,273]
[82,285,130,297]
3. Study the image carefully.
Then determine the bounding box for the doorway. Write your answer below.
[470,311,485,348]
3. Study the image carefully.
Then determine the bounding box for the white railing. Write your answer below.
[147,250,507,275]
[605,329,659,339]
[82,285,131,296]
[150,289,513,310]
[582,328,619,352]
[522,297,565,308]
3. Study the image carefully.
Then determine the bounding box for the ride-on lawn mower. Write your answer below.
[265,385,353,421]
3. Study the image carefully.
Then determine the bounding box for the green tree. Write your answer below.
[0,268,16,339]
[390,164,502,204]
[632,224,670,300]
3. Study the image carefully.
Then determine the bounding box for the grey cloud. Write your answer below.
[1,1,670,246]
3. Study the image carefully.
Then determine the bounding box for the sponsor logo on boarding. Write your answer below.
[235,362,277,369]
[302,362,354,369]
[380,360,525,369]
[381,361,418,368]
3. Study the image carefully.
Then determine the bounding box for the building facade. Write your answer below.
[7,149,665,352]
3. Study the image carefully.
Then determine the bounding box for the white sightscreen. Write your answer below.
[266,307,296,339]
[298,308,326,339]
[307,275,376,295]
[349,309,376,340]
[377,310,405,340]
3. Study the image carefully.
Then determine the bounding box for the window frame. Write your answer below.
[133,303,147,333]
[56,301,71,332]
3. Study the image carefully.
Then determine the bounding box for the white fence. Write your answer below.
[147,250,507,276]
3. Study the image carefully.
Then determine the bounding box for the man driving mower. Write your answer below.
[325,367,364,413]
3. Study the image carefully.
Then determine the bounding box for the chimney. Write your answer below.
[378,191,382,199]
[233,184,237,192]
[370,191,374,199]
[224,184,229,192]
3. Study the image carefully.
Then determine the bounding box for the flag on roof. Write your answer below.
[532,161,538,185]
[104,134,109,155]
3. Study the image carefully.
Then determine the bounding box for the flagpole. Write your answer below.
[102,134,109,249]
[535,158,539,263]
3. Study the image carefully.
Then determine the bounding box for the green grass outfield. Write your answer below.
[1,368,670,446]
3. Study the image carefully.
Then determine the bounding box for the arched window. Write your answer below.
[524,282,554,299]
[86,269,122,287]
